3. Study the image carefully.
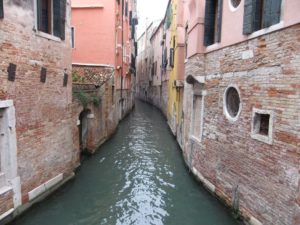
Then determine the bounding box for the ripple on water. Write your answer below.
[11,101,239,225]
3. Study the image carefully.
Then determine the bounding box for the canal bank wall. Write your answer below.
[136,20,300,225]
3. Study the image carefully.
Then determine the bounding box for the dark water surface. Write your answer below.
[12,101,238,225]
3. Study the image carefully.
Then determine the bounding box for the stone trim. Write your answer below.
[223,85,242,123]
[251,108,274,145]
[0,100,21,209]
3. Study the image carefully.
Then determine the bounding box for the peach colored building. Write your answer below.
[71,0,115,66]
[71,0,138,117]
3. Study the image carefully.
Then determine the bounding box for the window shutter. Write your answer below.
[0,0,4,19]
[243,0,256,35]
[170,48,174,68]
[263,0,281,28]
[216,0,223,43]
[204,0,216,46]
[53,0,66,40]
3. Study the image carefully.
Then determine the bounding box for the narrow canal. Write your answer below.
[12,101,239,225]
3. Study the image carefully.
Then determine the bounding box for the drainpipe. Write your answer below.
[121,0,124,118]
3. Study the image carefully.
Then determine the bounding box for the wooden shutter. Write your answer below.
[216,0,223,43]
[243,0,255,34]
[53,0,66,40]
[204,0,216,46]
[0,0,4,19]
[263,0,282,28]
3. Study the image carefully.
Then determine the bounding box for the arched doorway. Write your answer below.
[78,109,91,152]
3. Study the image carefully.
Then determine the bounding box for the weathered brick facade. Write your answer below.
[0,0,78,221]
[183,24,300,225]
[136,1,300,224]
[72,65,128,154]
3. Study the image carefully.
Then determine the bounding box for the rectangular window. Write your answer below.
[125,2,128,17]
[0,0,4,19]
[251,108,273,144]
[36,0,66,40]
[169,48,174,68]
[204,0,223,46]
[71,27,75,48]
[243,0,282,34]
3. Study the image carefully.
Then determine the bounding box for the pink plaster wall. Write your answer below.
[71,0,116,65]
[185,0,300,56]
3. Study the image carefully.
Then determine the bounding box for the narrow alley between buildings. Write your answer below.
[10,101,239,225]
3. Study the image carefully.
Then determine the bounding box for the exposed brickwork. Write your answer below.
[183,25,300,225]
[0,189,13,216]
[72,65,133,154]
[0,0,78,208]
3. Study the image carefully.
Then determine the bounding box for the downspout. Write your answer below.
[121,0,124,117]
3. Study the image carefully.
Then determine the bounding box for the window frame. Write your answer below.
[243,0,283,35]
[251,108,274,144]
[34,0,66,42]
[223,85,242,122]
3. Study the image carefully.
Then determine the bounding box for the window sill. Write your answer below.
[205,43,221,52]
[251,133,273,145]
[248,22,284,40]
[35,31,61,42]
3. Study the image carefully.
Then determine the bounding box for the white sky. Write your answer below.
[136,0,169,38]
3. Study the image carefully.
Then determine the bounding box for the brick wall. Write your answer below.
[72,65,133,154]
[0,0,78,211]
[183,24,300,225]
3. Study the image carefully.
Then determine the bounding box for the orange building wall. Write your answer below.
[71,0,116,65]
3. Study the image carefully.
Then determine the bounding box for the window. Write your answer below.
[243,0,282,35]
[71,27,75,48]
[36,0,66,40]
[185,25,189,59]
[125,1,128,17]
[169,48,174,68]
[204,0,223,46]
[251,108,273,144]
[0,0,4,19]
[231,0,241,8]
[223,86,242,121]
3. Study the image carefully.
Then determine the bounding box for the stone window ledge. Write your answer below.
[35,31,61,42]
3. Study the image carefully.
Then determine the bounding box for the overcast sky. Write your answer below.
[136,0,169,38]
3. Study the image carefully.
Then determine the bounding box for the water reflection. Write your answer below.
[11,101,238,225]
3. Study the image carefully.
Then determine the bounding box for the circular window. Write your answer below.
[231,0,241,8]
[224,86,241,119]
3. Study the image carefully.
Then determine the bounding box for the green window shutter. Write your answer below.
[53,0,66,40]
[0,0,4,19]
[204,0,216,46]
[243,0,255,35]
[263,0,281,28]
[216,0,223,43]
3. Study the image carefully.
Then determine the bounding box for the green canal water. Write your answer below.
[11,101,239,225]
